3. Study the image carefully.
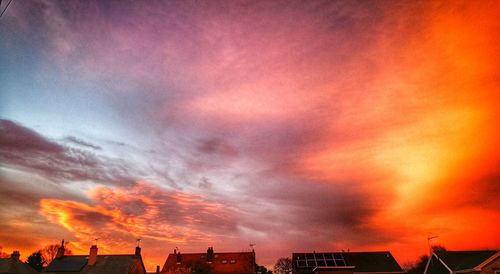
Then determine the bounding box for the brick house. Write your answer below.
[161,247,255,274]
[424,250,500,274]
[292,251,404,274]
[43,242,146,274]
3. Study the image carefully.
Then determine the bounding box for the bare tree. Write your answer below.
[27,250,45,271]
[404,255,429,274]
[41,242,72,265]
[406,245,447,274]
[274,257,292,274]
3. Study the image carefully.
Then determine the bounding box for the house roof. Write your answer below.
[43,254,145,274]
[0,258,38,274]
[292,251,404,273]
[161,251,255,274]
[426,250,499,274]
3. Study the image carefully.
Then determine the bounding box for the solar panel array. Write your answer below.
[295,253,347,268]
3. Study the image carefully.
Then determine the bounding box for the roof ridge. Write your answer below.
[292,251,393,254]
[58,254,137,257]
[441,250,500,252]
[168,251,255,255]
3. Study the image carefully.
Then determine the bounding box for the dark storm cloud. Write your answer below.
[0,119,63,154]
[0,119,135,185]
[237,174,395,246]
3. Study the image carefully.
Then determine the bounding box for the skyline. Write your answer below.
[0,0,499,271]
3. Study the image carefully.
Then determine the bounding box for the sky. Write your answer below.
[0,0,499,271]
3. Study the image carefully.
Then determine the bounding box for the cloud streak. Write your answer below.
[0,119,135,185]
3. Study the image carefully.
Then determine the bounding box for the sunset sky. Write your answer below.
[0,0,499,271]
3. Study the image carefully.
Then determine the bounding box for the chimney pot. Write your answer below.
[11,251,20,261]
[207,247,214,262]
[156,265,160,274]
[88,245,98,266]
[55,240,65,259]
[135,246,141,256]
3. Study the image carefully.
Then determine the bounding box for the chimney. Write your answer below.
[55,240,65,259]
[207,247,214,262]
[156,265,160,274]
[135,246,141,256]
[174,249,177,255]
[176,252,182,263]
[88,245,98,266]
[11,251,20,261]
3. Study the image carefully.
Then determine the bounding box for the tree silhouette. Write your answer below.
[40,242,72,265]
[405,245,447,274]
[27,250,45,271]
[274,257,292,274]
[404,255,429,274]
[256,264,272,274]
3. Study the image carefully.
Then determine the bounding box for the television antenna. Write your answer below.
[94,238,100,246]
[427,235,438,253]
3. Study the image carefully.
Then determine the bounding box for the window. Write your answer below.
[230,260,236,264]
[221,260,227,264]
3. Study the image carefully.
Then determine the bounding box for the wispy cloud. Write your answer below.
[64,136,102,150]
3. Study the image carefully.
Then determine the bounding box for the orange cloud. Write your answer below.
[39,182,236,269]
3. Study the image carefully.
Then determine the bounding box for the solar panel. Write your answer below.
[295,253,347,269]
[297,260,306,267]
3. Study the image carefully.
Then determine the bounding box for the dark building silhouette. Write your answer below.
[0,251,37,274]
[292,251,404,274]
[424,250,500,274]
[43,243,146,274]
